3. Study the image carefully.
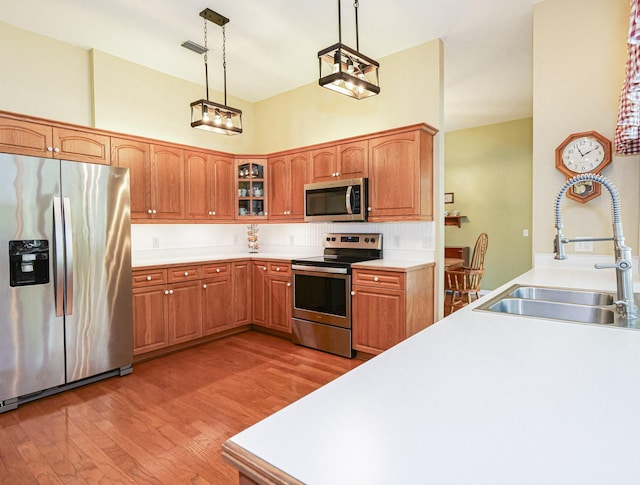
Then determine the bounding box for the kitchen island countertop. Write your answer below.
[222,263,640,484]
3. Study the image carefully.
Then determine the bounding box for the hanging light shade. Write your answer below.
[318,0,380,99]
[190,8,243,135]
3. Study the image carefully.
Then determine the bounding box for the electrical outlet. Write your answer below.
[523,229,529,237]
[575,238,593,252]
[152,237,160,249]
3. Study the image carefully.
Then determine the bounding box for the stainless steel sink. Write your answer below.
[474,284,640,329]
[483,298,615,324]
[508,286,614,306]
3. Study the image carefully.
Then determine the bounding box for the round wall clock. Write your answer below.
[555,131,612,203]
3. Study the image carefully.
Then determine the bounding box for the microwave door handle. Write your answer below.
[345,186,353,214]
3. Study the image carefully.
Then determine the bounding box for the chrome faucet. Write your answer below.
[554,173,638,320]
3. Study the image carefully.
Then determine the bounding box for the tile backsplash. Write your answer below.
[132,221,435,259]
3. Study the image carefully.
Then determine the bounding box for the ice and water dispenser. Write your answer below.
[9,240,50,287]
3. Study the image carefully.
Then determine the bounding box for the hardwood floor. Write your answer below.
[0,331,363,484]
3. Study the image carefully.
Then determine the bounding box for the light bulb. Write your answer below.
[202,105,210,122]
[226,113,233,128]
[332,51,341,73]
[214,109,222,125]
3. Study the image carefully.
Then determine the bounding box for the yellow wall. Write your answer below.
[90,50,256,154]
[0,21,92,125]
[533,0,640,257]
[252,41,444,152]
[445,118,533,290]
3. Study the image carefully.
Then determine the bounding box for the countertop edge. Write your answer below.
[222,441,303,485]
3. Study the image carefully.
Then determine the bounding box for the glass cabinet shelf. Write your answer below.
[237,159,267,218]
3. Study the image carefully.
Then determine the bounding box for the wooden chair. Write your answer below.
[444,233,489,314]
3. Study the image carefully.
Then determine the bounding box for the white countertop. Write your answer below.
[225,264,640,484]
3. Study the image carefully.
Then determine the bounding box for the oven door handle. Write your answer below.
[292,264,348,275]
[345,185,353,215]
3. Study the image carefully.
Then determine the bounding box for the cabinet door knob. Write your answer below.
[147,209,153,214]
[287,282,291,287]
[374,276,379,282]
[164,290,169,295]
[216,268,220,273]
[335,172,340,177]
[152,209,157,214]
[276,267,280,272]
[263,266,267,271]
[146,275,152,281]
[203,284,207,289]
[212,211,216,215]
[47,146,54,152]
[169,289,174,295]
[54,147,60,153]
[351,291,356,296]
[184,271,189,276]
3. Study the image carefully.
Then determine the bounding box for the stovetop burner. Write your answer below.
[291,233,383,270]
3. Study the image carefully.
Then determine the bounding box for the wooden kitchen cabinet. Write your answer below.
[185,151,235,221]
[0,116,110,164]
[132,268,169,355]
[111,137,151,220]
[236,158,268,219]
[310,141,368,183]
[267,262,292,332]
[251,261,269,326]
[352,263,434,355]
[167,280,203,345]
[233,261,251,326]
[151,144,185,220]
[368,126,435,221]
[268,151,309,221]
[201,262,232,335]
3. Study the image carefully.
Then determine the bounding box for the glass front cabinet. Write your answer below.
[236,159,268,219]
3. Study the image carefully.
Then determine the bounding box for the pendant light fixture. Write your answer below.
[190,8,242,135]
[318,0,380,99]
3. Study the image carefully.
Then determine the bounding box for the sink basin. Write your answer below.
[508,286,614,306]
[483,298,616,324]
[474,284,640,329]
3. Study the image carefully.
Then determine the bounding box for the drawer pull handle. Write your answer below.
[146,276,152,281]
[276,267,280,271]
[263,267,267,271]
[374,276,379,282]
[184,272,189,276]
[216,268,220,273]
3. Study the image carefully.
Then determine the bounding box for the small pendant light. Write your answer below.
[190,8,243,135]
[318,0,380,99]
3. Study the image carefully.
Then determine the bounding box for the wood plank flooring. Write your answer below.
[0,331,363,484]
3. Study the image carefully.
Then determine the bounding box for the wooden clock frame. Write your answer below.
[555,131,612,203]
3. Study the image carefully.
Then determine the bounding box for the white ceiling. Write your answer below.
[0,0,538,132]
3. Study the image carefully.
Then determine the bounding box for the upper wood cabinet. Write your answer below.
[150,144,185,220]
[0,117,110,164]
[236,158,268,219]
[368,127,434,221]
[185,151,235,221]
[311,141,368,183]
[268,151,309,221]
[111,137,152,220]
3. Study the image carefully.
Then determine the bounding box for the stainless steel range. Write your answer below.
[291,233,383,358]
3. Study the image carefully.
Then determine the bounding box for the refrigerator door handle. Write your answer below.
[53,197,65,317]
[62,197,74,315]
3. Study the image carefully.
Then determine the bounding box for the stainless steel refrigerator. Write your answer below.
[0,153,133,412]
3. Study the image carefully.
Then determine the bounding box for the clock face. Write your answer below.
[561,136,606,173]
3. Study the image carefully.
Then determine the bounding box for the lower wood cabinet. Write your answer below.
[132,284,169,355]
[233,261,251,325]
[202,263,232,335]
[352,263,435,355]
[251,261,269,326]
[167,280,203,345]
[267,262,292,333]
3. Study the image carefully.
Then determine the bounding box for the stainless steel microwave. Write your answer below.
[304,178,368,222]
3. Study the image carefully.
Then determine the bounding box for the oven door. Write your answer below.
[292,266,351,329]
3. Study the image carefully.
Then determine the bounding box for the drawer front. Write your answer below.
[268,261,291,276]
[167,265,201,282]
[202,262,231,278]
[352,269,405,290]
[132,268,168,288]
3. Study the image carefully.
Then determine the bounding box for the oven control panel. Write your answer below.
[323,233,383,250]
